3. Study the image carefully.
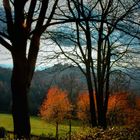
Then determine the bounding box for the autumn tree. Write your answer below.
[76,91,97,125]
[107,92,140,126]
[39,86,72,139]
[0,0,61,138]
[52,72,85,140]
[107,92,129,125]
[76,92,90,124]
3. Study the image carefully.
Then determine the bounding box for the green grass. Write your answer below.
[0,114,80,137]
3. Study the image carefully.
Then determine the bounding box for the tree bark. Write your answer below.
[86,67,97,127]
[11,53,31,139]
[2,0,58,138]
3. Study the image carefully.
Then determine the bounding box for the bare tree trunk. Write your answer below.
[2,0,58,138]
[11,54,30,139]
[103,38,111,129]
[10,28,40,138]
[86,67,97,127]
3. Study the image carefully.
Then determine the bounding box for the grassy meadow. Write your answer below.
[0,113,80,137]
[0,113,140,139]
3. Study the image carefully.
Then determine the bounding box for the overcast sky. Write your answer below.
[0,0,140,70]
[0,41,74,70]
[0,46,12,68]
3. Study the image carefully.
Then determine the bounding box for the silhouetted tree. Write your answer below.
[0,0,59,138]
[48,0,140,128]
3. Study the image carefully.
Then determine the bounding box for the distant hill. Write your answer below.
[0,64,86,115]
[0,64,140,115]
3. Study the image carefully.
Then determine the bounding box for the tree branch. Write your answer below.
[0,36,12,52]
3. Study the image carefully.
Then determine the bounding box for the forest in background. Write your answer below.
[0,63,140,115]
[0,64,85,115]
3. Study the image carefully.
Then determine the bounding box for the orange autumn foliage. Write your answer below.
[127,96,140,125]
[108,92,128,111]
[39,86,72,122]
[76,91,101,122]
[76,92,90,122]
[108,92,140,125]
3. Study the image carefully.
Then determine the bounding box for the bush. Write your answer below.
[70,126,140,140]
[107,108,127,126]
